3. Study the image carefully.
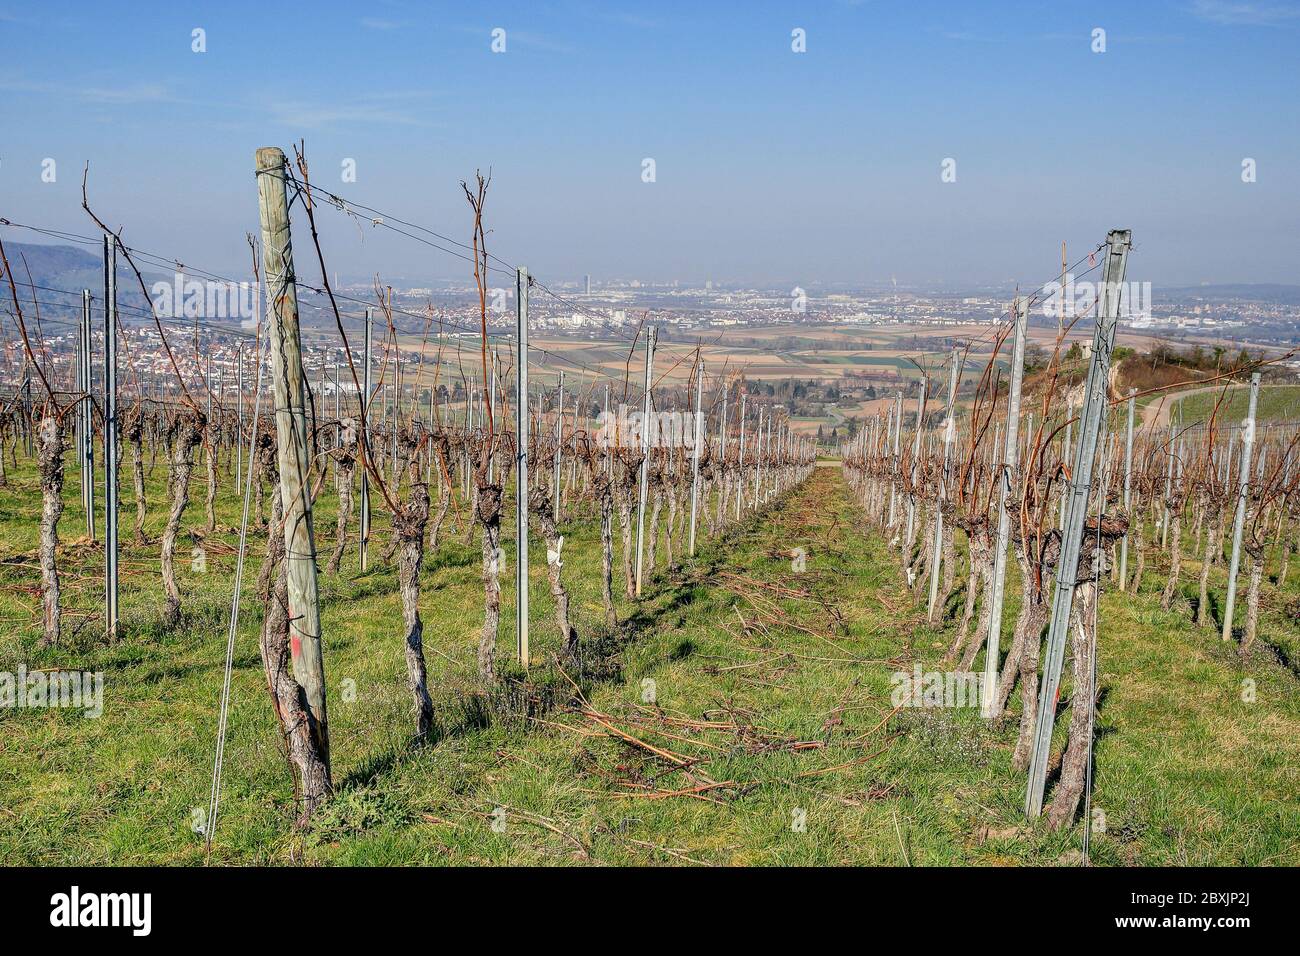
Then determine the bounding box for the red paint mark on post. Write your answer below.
[291,634,302,658]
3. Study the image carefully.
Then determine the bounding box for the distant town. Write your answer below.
[8,241,1300,404]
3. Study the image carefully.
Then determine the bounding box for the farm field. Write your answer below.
[394,323,1168,392]
[2,453,1296,866]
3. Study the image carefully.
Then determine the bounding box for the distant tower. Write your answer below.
[584,274,592,296]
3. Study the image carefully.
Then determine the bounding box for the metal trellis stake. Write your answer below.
[553,370,564,517]
[928,349,959,621]
[634,327,656,596]
[984,298,1027,717]
[516,267,530,667]
[235,343,243,492]
[359,308,373,572]
[688,357,704,555]
[80,289,95,540]
[1221,372,1261,642]
[102,240,118,640]
[1025,228,1131,818]
[1119,388,1136,589]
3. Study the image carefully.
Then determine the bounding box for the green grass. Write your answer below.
[1175,384,1300,425]
[0,449,1297,865]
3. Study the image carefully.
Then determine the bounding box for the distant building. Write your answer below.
[584,274,592,295]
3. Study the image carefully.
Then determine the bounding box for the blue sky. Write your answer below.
[1,0,1297,289]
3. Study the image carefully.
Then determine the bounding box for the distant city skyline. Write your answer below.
[1,1,1297,289]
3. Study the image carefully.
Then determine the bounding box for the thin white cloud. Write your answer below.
[511,30,575,54]
[0,75,177,104]
[448,24,574,54]
[360,17,401,31]
[79,83,172,104]
[1189,1,1300,25]
[264,92,439,129]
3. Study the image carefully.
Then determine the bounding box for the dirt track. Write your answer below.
[1139,382,1248,430]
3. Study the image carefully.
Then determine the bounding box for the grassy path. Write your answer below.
[1,461,1296,864]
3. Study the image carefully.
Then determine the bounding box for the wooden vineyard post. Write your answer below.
[255,146,330,760]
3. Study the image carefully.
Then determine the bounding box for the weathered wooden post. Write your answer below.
[255,146,329,758]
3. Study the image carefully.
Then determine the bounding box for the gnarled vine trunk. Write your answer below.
[161,413,203,629]
[37,415,64,646]
[125,410,148,545]
[1046,578,1100,830]
[597,474,617,627]
[327,440,356,575]
[531,486,579,665]
[1196,511,1221,627]
[395,479,434,738]
[616,473,636,598]
[1010,547,1049,769]
[1240,543,1264,660]
[257,479,332,822]
[1160,505,1183,610]
[204,430,218,533]
[476,481,503,682]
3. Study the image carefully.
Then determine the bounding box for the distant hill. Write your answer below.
[0,240,163,321]
[1164,284,1300,305]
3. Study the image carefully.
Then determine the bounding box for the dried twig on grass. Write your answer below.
[475,804,589,860]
